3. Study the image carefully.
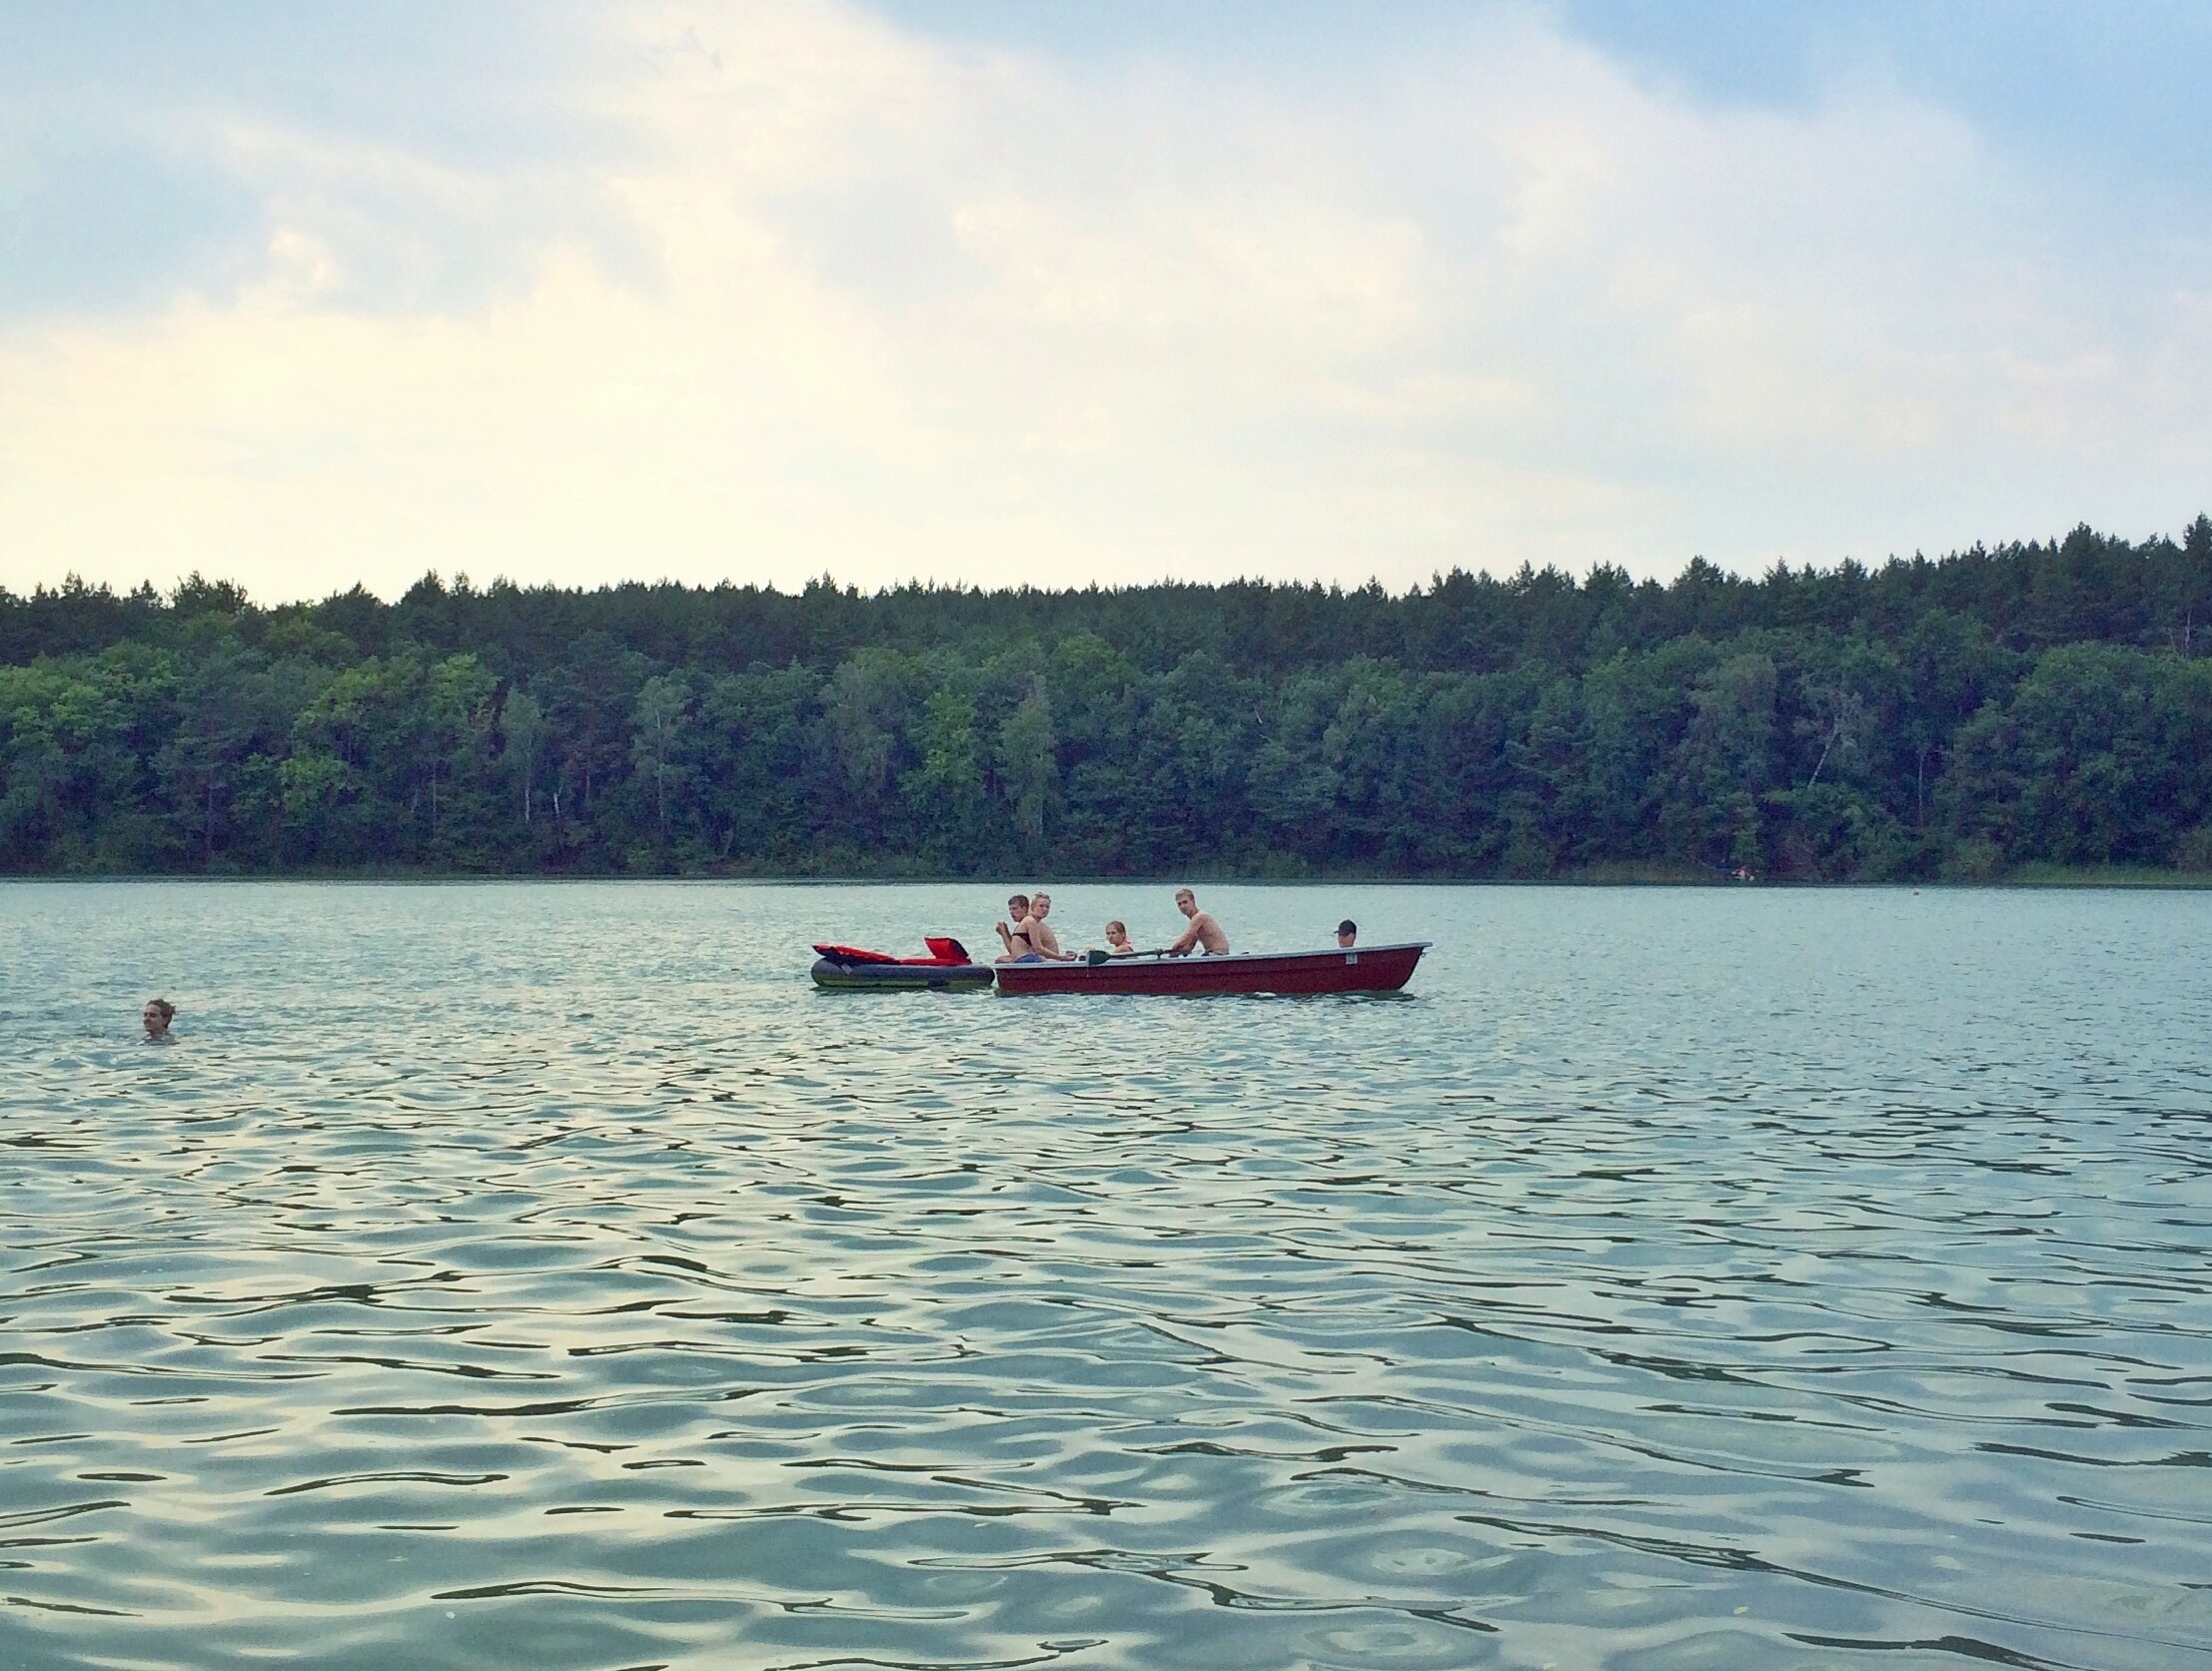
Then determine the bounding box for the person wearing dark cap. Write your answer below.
[1336,920,1357,948]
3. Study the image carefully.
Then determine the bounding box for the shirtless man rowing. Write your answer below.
[1165,888,1229,957]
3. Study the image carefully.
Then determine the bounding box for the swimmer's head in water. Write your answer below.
[143,998,176,1039]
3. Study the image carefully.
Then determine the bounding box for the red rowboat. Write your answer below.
[994,941,1430,996]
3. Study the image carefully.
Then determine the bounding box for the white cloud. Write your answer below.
[0,0,2205,604]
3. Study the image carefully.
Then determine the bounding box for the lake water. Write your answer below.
[3,881,2209,1671]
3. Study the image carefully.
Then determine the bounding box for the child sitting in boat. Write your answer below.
[1100,920,1139,957]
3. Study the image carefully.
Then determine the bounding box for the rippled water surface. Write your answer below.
[4,881,2210,1671]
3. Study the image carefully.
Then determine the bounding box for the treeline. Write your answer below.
[5,519,2212,879]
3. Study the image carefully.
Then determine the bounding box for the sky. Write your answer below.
[1,2,2207,603]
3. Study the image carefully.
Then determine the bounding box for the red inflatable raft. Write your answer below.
[810,937,995,992]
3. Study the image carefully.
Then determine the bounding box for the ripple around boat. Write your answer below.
[5,881,2211,1671]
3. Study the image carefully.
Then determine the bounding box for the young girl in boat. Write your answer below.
[995,894,1035,962]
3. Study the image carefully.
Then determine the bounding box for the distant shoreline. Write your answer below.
[9,519,2212,888]
[7,865,2211,889]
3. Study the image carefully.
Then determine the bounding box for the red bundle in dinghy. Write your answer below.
[810,937,994,991]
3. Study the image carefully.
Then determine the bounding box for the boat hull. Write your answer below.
[994,942,1429,996]
[811,958,996,992]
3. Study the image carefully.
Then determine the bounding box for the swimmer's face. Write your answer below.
[142,1003,170,1039]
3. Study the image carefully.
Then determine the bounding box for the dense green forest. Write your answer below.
[5,518,2212,880]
